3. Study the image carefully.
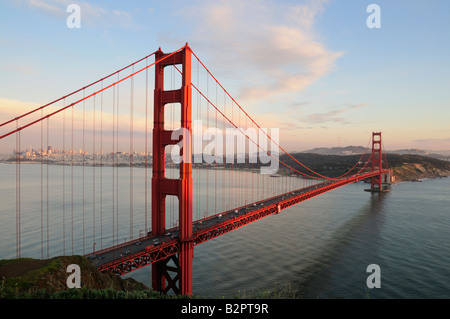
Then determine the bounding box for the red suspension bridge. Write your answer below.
[0,44,391,296]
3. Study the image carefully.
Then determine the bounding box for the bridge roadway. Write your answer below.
[87,170,386,275]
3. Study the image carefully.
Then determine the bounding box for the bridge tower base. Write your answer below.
[152,45,193,296]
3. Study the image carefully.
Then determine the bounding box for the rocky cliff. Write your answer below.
[392,163,450,182]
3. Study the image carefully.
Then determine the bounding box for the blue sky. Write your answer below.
[1,0,449,152]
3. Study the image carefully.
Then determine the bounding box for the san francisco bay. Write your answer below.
[1,163,448,298]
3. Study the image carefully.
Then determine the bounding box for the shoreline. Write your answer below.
[2,160,449,184]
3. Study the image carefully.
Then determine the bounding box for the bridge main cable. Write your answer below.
[190,77,375,181]
[0,51,160,129]
[190,49,352,181]
[0,45,189,140]
[189,49,372,181]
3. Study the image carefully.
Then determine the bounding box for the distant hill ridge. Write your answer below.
[302,146,450,160]
[302,146,369,155]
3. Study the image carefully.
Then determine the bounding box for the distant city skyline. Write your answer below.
[1,0,449,152]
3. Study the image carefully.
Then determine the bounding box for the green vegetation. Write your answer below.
[386,153,450,170]
[278,153,450,181]
[0,257,62,293]
[0,284,169,299]
[386,154,450,182]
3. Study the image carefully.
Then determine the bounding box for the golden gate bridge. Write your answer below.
[0,44,391,296]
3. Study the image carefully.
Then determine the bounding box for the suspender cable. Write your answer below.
[63,99,66,255]
[71,105,74,255]
[40,110,43,259]
[93,94,96,252]
[100,81,103,250]
[82,91,85,255]
[15,122,21,258]
[0,51,158,129]
[215,81,217,214]
[116,73,120,245]
[130,65,134,240]
[46,117,49,258]
[0,46,186,141]
[111,87,116,246]
[206,70,209,216]
[190,50,339,181]
[222,89,225,212]
[145,60,149,234]
[196,58,200,222]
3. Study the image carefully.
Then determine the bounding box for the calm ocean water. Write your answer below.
[0,163,449,298]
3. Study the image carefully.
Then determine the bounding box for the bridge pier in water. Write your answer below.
[152,45,193,296]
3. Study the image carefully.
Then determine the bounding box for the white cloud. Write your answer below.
[172,0,343,105]
[28,0,63,17]
[302,103,368,124]
[0,98,41,120]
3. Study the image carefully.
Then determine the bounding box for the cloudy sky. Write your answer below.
[0,0,449,152]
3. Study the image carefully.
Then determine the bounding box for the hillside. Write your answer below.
[386,154,450,181]
[302,146,450,161]
[278,152,450,182]
[302,146,370,156]
[0,255,170,299]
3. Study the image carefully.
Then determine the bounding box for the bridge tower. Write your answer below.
[152,45,193,296]
[371,132,383,191]
[366,132,390,192]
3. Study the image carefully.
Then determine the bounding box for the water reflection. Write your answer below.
[296,193,387,298]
